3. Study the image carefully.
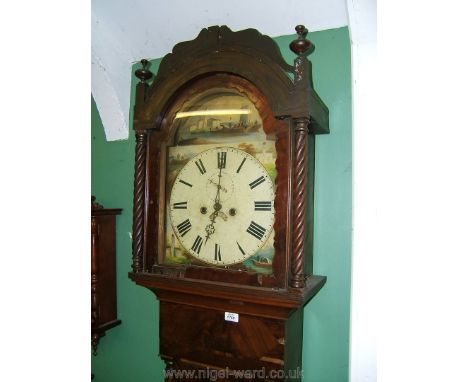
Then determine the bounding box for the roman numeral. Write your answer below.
[254,201,272,211]
[249,176,266,189]
[214,243,222,261]
[176,219,192,237]
[217,152,227,169]
[195,159,206,174]
[246,221,267,240]
[173,201,187,209]
[179,179,192,187]
[236,157,246,173]
[191,235,203,254]
[236,241,246,256]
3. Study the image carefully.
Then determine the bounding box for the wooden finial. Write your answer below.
[91,196,103,210]
[135,59,153,83]
[290,25,315,56]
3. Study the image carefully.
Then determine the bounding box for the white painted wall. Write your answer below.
[346,0,376,381]
[91,0,348,140]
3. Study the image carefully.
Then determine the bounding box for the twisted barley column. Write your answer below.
[132,131,147,273]
[290,118,310,288]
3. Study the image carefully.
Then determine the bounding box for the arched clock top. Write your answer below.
[133,25,328,134]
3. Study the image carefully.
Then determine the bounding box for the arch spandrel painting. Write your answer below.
[173,89,272,146]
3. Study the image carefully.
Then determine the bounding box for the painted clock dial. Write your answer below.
[169,147,275,266]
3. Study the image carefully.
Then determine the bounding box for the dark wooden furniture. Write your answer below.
[91,196,122,355]
[129,25,329,380]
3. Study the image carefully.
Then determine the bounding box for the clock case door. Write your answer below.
[155,74,289,288]
[130,25,328,299]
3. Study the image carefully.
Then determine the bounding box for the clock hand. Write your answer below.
[208,179,227,193]
[204,209,219,243]
[205,205,221,243]
[215,211,228,221]
[205,167,224,244]
[214,167,222,202]
[208,210,228,221]
[208,211,217,221]
[204,220,216,243]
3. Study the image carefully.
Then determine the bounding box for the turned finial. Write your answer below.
[290,25,315,56]
[135,59,153,83]
[91,196,103,210]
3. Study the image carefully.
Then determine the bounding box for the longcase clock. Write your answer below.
[129,25,329,381]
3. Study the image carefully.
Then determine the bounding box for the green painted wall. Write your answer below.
[91,26,351,382]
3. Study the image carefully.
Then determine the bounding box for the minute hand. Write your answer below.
[205,167,223,243]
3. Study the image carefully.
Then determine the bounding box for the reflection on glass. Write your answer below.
[175,109,251,119]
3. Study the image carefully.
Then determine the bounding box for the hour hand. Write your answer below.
[208,211,218,221]
[217,211,228,221]
[204,223,215,244]
[209,210,227,221]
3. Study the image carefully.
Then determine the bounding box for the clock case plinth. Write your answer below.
[130,272,325,380]
[129,25,329,380]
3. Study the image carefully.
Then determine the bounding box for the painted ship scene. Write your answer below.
[173,92,274,145]
[175,112,264,145]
